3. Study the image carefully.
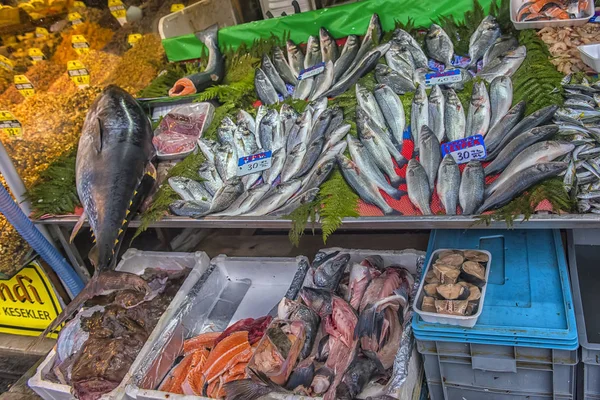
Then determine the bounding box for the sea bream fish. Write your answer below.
[467,15,501,68]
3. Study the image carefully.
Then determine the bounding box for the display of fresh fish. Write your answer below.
[309,97,328,123]
[262,54,289,98]
[437,155,460,215]
[217,116,236,146]
[428,85,446,142]
[169,177,212,202]
[337,154,399,215]
[477,163,567,214]
[374,63,416,95]
[280,104,299,137]
[411,84,429,151]
[483,35,519,67]
[294,137,324,179]
[214,143,238,181]
[407,159,432,215]
[300,157,336,193]
[255,68,280,105]
[392,28,429,69]
[356,83,387,131]
[310,61,335,100]
[245,179,302,216]
[358,108,405,164]
[334,35,359,82]
[489,76,513,129]
[197,138,218,165]
[273,46,299,86]
[425,24,454,66]
[262,148,286,185]
[478,46,526,83]
[197,162,223,196]
[324,49,383,98]
[385,44,415,78]
[255,105,267,135]
[419,126,442,191]
[287,40,305,77]
[459,161,484,215]
[484,100,526,158]
[467,15,501,68]
[486,141,575,196]
[485,125,560,176]
[374,84,405,146]
[444,88,466,142]
[305,35,322,69]
[293,76,314,100]
[214,182,270,216]
[320,27,339,64]
[281,142,307,182]
[466,81,491,137]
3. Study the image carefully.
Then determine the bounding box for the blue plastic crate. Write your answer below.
[414,332,579,351]
[413,230,578,347]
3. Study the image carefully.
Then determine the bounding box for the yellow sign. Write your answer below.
[72,1,86,8]
[0,260,63,338]
[67,60,90,88]
[0,111,22,137]
[28,48,44,64]
[35,27,48,38]
[170,3,185,12]
[14,75,34,98]
[0,55,13,72]
[71,34,90,55]
[68,11,83,25]
[108,0,127,25]
[127,33,142,46]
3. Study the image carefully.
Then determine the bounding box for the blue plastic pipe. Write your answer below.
[0,184,84,295]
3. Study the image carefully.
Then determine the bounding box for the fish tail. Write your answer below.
[223,379,272,400]
[195,24,219,45]
[354,304,385,340]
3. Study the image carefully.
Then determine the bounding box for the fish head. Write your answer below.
[307,36,320,53]
[429,85,443,102]
[272,46,285,60]
[441,154,457,168]
[300,287,333,315]
[367,14,382,43]
[414,84,427,102]
[346,35,359,46]
[336,154,359,173]
[480,15,499,30]
[375,63,392,76]
[407,159,422,176]
[319,27,334,45]
[427,24,443,38]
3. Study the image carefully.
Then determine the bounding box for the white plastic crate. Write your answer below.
[510,0,593,30]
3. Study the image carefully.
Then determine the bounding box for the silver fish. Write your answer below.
[214,143,238,181]
[428,85,445,142]
[300,158,336,193]
[294,137,324,179]
[255,105,267,135]
[310,61,334,101]
[324,50,381,98]
[197,162,223,196]
[320,27,339,64]
[356,83,387,131]
[486,141,575,196]
[269,187,319,216]
[375,63,415,94]
[484,100,526,158]
[459,161,484,215]
[419,126,442,191]
[338,154,398,215]
[246,179,303,215]
[324,106,344,140]
[385,43,415,78]
[357,116,403,187]
[411,84,429,151]
[280,104,299,137]
[466,81,491,137]
[230,183,271,216]
[209,177,244,214]
[308,97,328,123]
[262,54,289,97]
[406,159,432,215]
[293,76,314,100]
[237,109,256,134]
[198,138,218,165]
[309,108,332,146]
[333,35,359,82]
[315,140,347,167]
[287,40,305,77]
[392,29,429,69]
[255,67,279,105]
[357,108,405,165]
[374,84,405,146]
[281,141,308,182]
[483,35,519,67]
[444,88,466,142]
[273,46,298,86]
[287,109,312,151]
[235,124,258,156]
[170,199,211,217]
[478,46,526,83]
[242,171,261,192]
[348,13,382,73]
[347,135,404,199]
[468,15,501,68]
[477,162,567,214]
[262,148,286,185]
[489,76,513,129]
[259,109,279,151]
[168,177,212,202]
[217,116,236,146]
[437,155,460,215]
[305,35,322,69]
[426,24,454,66]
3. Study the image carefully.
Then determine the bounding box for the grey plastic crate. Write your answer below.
[567,231,600,400]
[417,339,577,400]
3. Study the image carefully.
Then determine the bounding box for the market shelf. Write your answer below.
[32,213,600,229]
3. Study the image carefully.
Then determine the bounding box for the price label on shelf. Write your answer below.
[127,33,142,46]
[67,60,90,88]
[72,1,86,8]
[108,0,127,25]
[35,27,49,38]
[0,111,22,137]
[14,75,34,98]
[28,48,45,64]
[170,3,185,12]
[0,55,13,72]
[71,35,90,55]
[68,12,83,25]
[425,68,462,87]
[237,150,272,176]
[441,134,487,165]
[298,62,325,80]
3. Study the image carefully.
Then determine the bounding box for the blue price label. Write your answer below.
[441,134,487,164]
[425,68,462,87]
[237,150,273,176]
[298,62,326,80]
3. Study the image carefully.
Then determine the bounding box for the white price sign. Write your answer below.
[441,134,487,165]
[425,68,462,87]
[237,150,272,176]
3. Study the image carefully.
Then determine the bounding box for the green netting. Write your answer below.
[162,0,493,62]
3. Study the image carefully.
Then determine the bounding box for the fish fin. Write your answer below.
[354,304,385,340]
[390,189,407,200]
[88,245,99,269]
[69,211,87,243]
[223,379,273,400]
[92,117,103,154]
[389,175,405,187]
[194,24,218,45]
[362,350,386,373]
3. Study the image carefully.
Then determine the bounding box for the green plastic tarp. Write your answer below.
[162,0,493,62]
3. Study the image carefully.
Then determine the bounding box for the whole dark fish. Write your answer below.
[255,68,279,105]
[301,287,334,317]
[272,46,298,86]
[477,162,567,214]
[262,54,289,98]
[374,63,415,94]
[459,161,484,215]
[168,25,224,96]
[334,35,359,82]
[336,356,384,400]
[468,15,501,68]
[484,100,526,158]
[313,252,350,291]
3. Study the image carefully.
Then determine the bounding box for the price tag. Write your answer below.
[67,60,90,88]
[35,27,49,38]
[108,0,127,25]
[425,68,462,87]
[127,33,142,46]
[0,55,13,72]
[28,48,45,64]
[71,35,90,55]
[14,75,34,98]
[72,1,86,8]
[298,62,325,80]
[237,150,273,176]
[68,12,83,25]
[441,134,487,165]
[171,3,185,12]
[0,111,22,137]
